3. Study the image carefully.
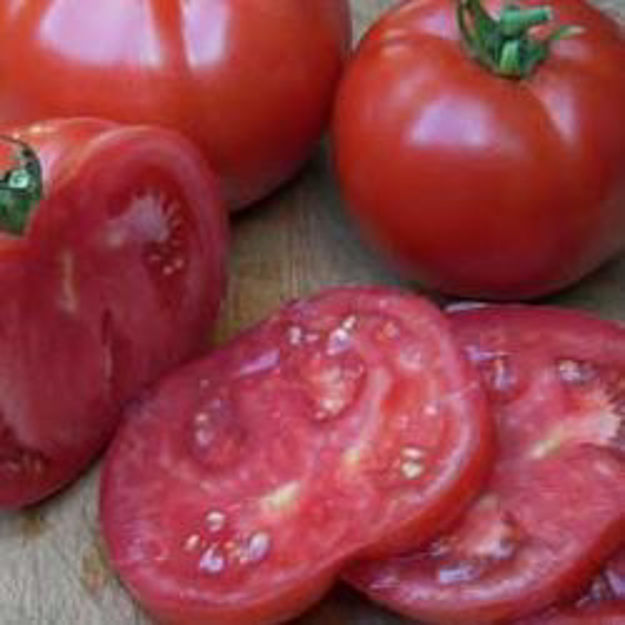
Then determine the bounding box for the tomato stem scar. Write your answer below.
[0,136,42,236]
[457,0,582,78]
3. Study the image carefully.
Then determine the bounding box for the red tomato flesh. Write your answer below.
[101,288,493,625]
[0,119,228,508]
[529,604,625,625]
[348,306,625,624]
[606,552,625,600]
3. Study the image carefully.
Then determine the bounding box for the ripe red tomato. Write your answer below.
[0,118,228,508]
[101,288,493,625]
[348,306,625,623]
[333,0,625,299]
[0,2,351,210]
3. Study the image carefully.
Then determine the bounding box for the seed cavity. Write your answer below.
[261,482,301,515]
[198,544,225,575]
[206,511,226,533]
[489,356,516,393]
[530,411,620,460]
[237,349,280,377]
[184,534,202,552]
[558,359,595,384]
[245,532,271,564]
[400,446,426,480]
[402,447,425,460]
[310,363,364,422]
[401,460,425,480]
[288,326,303,346]
[438,561,479,585]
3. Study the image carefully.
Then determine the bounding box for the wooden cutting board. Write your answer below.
[2,1,624,623]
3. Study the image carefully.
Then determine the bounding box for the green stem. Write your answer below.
[500,6,552,37]
[0,137,42,236]
[457,0,581,79]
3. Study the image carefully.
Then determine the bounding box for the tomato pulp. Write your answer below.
[101,288,493,625]
[348,306,625,623]
[0,118,228,508]
[0,1,351,209]
[527,604,625,625]
[333,0,625,299]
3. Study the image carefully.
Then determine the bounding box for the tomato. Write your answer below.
[0,2,351,210]
[333,0,625,299]
[0,118,228,508]
[347,306,625,623]
[101,288,493,625]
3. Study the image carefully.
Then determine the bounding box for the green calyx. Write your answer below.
[457,0,583,79]
[0,137,42,236]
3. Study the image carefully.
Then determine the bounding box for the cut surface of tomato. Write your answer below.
[605,551,625,599]
[524,603,625,625]
[101,288,493,625]
[348,306,625,624]
[0,119,228,507]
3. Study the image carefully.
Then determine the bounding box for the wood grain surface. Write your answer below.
[1,1,624,624]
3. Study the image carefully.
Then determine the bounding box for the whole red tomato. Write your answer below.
[333,0,625,299]
[0,118,227,508]
[0,1,351,209]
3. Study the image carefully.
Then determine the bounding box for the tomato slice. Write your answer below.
[606,551,625,599]
[347,306,625,624]
[101,288,493,625]
[523,603,625,625]
[0,120,228,507]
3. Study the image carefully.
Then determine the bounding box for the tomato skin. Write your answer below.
[347,306,625,624]
[333,0,625,299]
[0,118,228,508]
[0,1,351,210]
[101,287,493,625]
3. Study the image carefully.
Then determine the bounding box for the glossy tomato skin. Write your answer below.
[348,306,625,623]
[0,118,228,508]
[333,0,625,299]
[101,287,493,625]
[0,1,351,210]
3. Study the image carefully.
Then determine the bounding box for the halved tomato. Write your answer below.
[348,306,625,624]
[101,288,493,625]
[0,118,228,507]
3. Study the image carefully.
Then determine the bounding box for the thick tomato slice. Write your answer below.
[348,306,625,624]
[0,119,227,508]
[101,288,493,625]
